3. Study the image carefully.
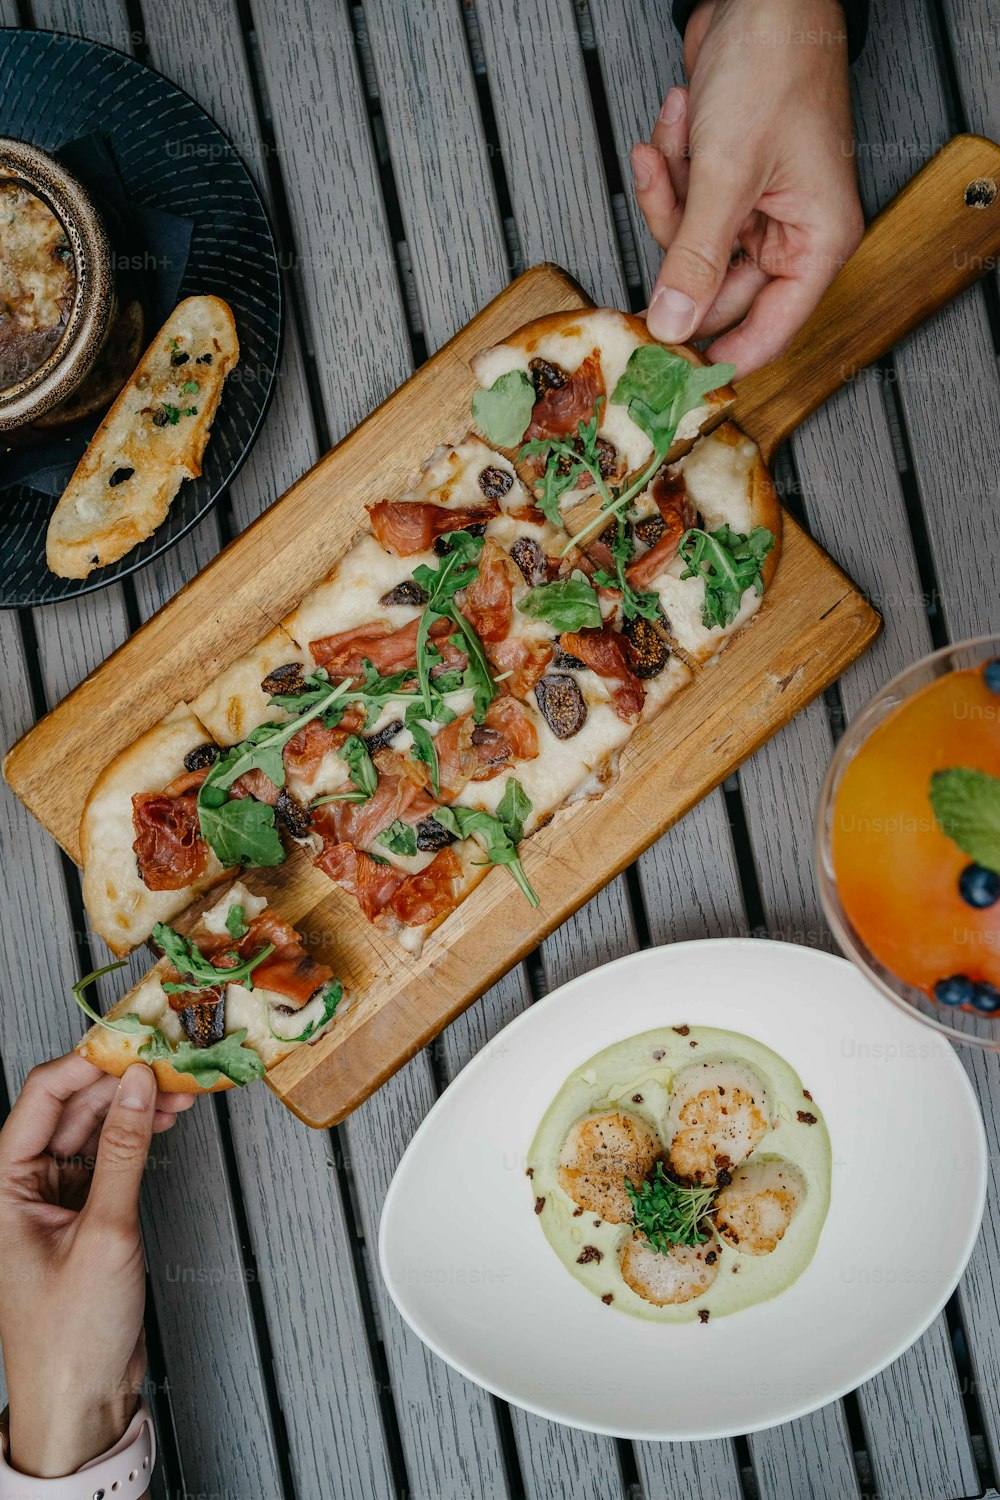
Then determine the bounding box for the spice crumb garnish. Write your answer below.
[572,1206,584,1217]
[526,1167,534,1178]
[797,1110,818,1125]
[803,1089,813,1101]
[672,1025,690,1037]
[698,1309,710,1324]
[705,1250,717,1265]
[601,1292,613,1305]
[652,1048,666,1061]
[534,1197,545,1215]
[577,1245,603,1265]
[631,1093,643,1103]
[689,1040,698,1048]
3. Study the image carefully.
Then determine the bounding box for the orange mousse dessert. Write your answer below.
[831,657,1000,1013]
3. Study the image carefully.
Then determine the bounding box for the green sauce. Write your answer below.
[528,1026,831,1323]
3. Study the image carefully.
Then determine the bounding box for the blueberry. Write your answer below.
[983,657,1000,694]
[959,863,1000,908]
[935,975,977,1007]
[972,982,1000,1015]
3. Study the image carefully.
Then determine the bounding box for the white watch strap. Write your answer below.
[0,1401,155,1499]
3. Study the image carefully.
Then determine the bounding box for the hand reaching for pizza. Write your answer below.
[0,1054,194,1477]
[633,0,864,376]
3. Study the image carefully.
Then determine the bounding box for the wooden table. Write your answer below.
[1,2,998,1497]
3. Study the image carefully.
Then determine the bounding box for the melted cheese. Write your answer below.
[404,435,529,512]
[471,310,715,474]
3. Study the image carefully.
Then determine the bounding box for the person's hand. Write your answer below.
[0,1054,194,1478]
[632,0,864,375]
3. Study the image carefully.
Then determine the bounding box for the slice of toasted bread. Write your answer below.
[46,295,239,579]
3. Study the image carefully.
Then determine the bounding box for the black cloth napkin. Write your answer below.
[2,132,193,497]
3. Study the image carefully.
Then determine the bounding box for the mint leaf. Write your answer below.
[472,369,536,447]
[930,768,1000,874]
[140,1027,266,1088]
[377,818,418,857]
[518,570,602,633]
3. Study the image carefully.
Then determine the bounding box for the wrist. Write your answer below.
[7,1394,135,1480]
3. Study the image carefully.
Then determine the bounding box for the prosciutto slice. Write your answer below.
[626,472,697,589]
[368,499,499,556]
[525,350,604,443]
[309,616,464,677]
[132,768,210,892]
[560,624,645,723]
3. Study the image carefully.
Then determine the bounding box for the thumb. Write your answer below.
[83,1064,156,1235]
[646,164,751,345]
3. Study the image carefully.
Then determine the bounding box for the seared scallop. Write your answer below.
[557,1110,662,1223]
[712,1158,806,1255]
[619,1234,720,1306]
[666,1060,771,1186]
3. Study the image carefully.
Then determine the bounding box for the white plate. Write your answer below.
[378,940,987,1440]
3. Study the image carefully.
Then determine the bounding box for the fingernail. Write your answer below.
[648,287,698,343]
[119,1064,154,1110]
[659,87,685,126]
[631,147,652,192]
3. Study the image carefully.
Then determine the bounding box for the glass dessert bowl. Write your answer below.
[817,635,1000,1049]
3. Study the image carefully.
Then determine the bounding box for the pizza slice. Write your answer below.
[75,880,345,1092]
[81,703,234,956]
[469,308,736,536]
[624,423,782,663]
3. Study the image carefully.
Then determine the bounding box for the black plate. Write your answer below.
[0,30,282,608]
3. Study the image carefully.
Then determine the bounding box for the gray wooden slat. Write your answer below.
[133,17,403,1484]
[346,1056,509,1500]
[248,3,516,1495]
[13,6,288,1494]
[249,0,410,427]
[360,1,665,1486]
[0,3,19,28]
[958,1044,1000,1479]
[473,0,626,305]
[851,0,999,650]
[585,5,867,1495]
[361,0,509,345]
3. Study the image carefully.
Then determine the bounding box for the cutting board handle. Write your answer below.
[732,133,1000,462]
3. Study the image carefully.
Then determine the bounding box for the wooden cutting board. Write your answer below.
[6,134,1000,1127]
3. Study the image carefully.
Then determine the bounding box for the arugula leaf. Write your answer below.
[517,570,602,632]
[340,734,377,798]
[198,796,286,868]
[226,903,248,940]
[412,531,496,724]
[590,515,662,622]
[276,980,343,1044]
[433,802,538,906]
[562,352,734,555]
[140,1027,266,1088]
[471,369,536,447]
[197,678,352,865]
[611,346,734,453]
[152,920,275,993]
[377,819,418,857]
[930,768,1000,874]
[677,524,775,629]
[496,777,532,845]
[626,1161,716,1251]
[406,708,442,796]
[71,962,159,1038]
[521,401,611,532]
